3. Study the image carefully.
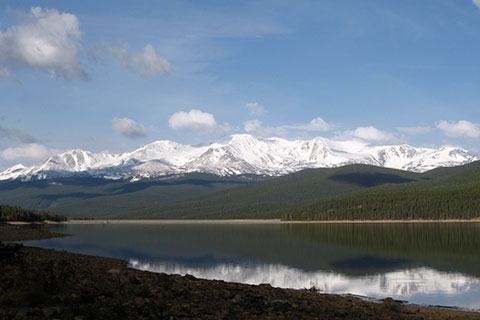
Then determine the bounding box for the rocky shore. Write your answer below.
[1,224,479,319]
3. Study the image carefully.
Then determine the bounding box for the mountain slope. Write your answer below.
[0,164,427,219]
[0,174,257,218]
[285,161,480,221]
[1,161,478,220]
[1,134,477,181]
[105,165,428,220]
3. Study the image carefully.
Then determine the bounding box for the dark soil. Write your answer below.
[0,224,479,319]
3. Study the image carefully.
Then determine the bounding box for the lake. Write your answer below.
[23,222,480,310]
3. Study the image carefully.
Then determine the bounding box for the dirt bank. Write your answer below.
[0,225,478,319]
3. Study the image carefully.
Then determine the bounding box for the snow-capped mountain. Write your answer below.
[1,134,478,181]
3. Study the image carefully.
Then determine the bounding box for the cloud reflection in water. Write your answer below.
[129,259,480,309]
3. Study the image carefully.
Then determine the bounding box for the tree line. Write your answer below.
[0,205,67,222]
[284,187,480,221]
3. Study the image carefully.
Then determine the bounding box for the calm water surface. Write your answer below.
[23,223,480,310]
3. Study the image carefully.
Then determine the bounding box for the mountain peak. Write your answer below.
[0,164,27,181]
[1,134,478,181]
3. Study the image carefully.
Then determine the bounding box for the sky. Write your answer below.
[0,0,480,170]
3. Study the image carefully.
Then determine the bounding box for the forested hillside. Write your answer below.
[1,161,479,220]
[0,174,254,218]
[285,161,480,221]
[112,165,426,219]
[0,205,67,222]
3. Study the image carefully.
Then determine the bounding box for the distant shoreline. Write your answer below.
[45,218,480,225]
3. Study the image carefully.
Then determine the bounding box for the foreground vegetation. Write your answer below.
[0,205,67,222]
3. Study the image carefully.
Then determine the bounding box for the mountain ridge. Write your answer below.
[1,134,478,181]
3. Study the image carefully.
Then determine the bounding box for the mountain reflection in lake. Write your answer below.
[24,222,480,310]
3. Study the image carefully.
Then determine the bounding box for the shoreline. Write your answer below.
[1,224,480,319]
[0,223,70,242]
[56,218,480,225]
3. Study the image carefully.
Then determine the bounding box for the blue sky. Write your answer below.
[0,0,480,169]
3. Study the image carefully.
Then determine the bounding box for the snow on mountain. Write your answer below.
[1,134,478,181]
[0,164,28,180]
[1,150,119,181]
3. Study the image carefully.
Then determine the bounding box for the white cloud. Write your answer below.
[111,117,148,139]
[108,44,131,68]
[396,126,431,135]
[106,43,172,77]
[220,123,233,132]
[0,7,87,80]
[285,117,332,132]
[0,69,12,78]
[133,44,173,76]
[473,0,480,9]
[345,126,398,143]
[243,120,287,137]
[1,143,59,162]
[0,68,21,84]
[243,117,332,138]
[169,109,219,131]
[245,102,266,116]
[437,120,480,138]
[243,120,263,132]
